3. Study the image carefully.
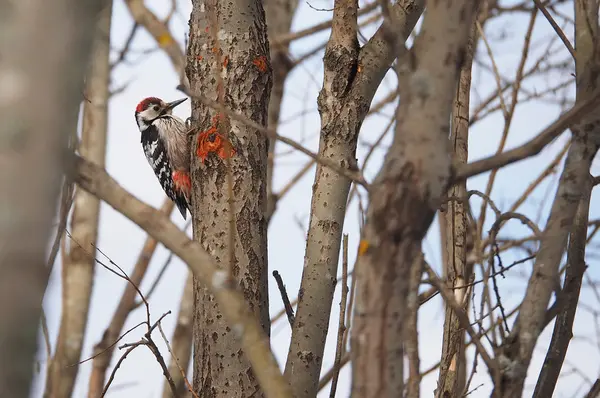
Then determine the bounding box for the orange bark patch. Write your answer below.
[358,240,369,256]
[252,56,268,72]
[223,55,229,68]
[196,114,236,163]
[172,170,191,196]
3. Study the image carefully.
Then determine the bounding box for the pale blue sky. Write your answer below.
[34,1,600,397]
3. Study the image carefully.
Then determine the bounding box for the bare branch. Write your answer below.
[162,272,195,398]
[532,177,592,397]
[329,235,350,398]
[533,0,575,58]
[46,3,112,395]
[352,0,480,395]
[272,271,295,326]
[123,0,185,79]
[494,0,600,393]
[89,200,175,398]
[178,85,369,188]
[71,155,292,398]
[456,88,600,180]
[285,1,425,395]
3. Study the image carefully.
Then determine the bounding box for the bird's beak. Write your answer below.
[165,98,187,111]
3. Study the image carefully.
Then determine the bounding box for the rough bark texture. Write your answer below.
[495,1,600,395]
[0,0,103,396]
[74,155,291,398]
[283,2,424,397]
[350,1,479,397]
[164,271,195,398]
[436,17,478,398]
[186,0,272,396]
[263,0,299,220]
[46,2,112,396]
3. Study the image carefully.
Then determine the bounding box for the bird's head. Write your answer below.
[135,97,187,131]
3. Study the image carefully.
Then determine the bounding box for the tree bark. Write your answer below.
[436,15,479,397]
[495,1,600,395]
[283,2,424,397]
[351,1,479,396]
[186,0,273,396]
[73,155,291,398]
[264,0,299,221]
[532,175,591,397]
[46,2,112,396]
[0,0,104,396]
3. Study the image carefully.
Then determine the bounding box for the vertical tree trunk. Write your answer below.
[47,2,112,396]
[283,2,424,396]
[0,0,104,396]
[351,1,479,396]
[496,0,600,395]
[264,0,299,221]
[186,0,272,396]
[436,15,478,397]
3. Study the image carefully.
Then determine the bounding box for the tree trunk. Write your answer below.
[436,13,479,397]
[351,1,479,396]
[264,0,299,221]
[186,0,273,396]
[495,0,600,395]
[0,0,104,396]
[283,2,424,396]
[47,1,112,396]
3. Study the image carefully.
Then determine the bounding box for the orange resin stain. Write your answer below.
[252,56,268,72]
[196,114,236,163]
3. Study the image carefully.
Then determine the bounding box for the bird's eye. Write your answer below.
[153,105,160,111]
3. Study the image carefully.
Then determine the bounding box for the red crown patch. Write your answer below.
[136,97,162,113]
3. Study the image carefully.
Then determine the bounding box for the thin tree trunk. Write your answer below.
[495,0,600,394]
[0,0,104,396]
[351,1,479,396]
[46,2,112,396]
[283,2,424,396]
[186,0,272,396]
[264,0,299,222]
[436,14,479,397]
[532,175,591,397]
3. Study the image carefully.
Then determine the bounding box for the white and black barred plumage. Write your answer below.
[135,97,191,219]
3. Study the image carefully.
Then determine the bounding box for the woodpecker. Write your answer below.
[134,97,192,219]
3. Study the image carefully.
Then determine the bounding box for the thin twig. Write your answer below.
[100,345,138,397]
[158,323,200,398]
[533,0,575,58]
[272,270,295,326]
[73,154,292,398]
[177,85,369,188]
[423,262,498,377]
[456,87,600,180]
[329,235,349,398]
